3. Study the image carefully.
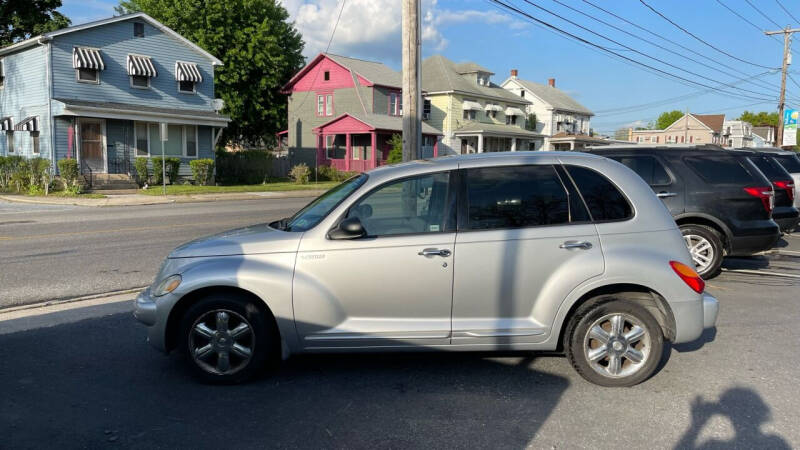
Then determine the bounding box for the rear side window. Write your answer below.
[749,155,790,179]
[609,155,671,185]
[464,165,588,230]
[773,154,800,172]
[565,165,632,221]
[684,156,755,185]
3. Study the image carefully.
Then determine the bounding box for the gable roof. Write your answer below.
[422,55,527,104]
[504,78,593,115]
[454,62,493,75]
[313,112,442,135]
[0,13,222,64]
[282,53,401,92]
[692,114,725,133]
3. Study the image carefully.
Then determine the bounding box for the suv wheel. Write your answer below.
[179,294,275,383]
[566,298,664,387]
[679,224,723,279]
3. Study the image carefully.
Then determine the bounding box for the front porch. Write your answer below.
[454,122,542,153]
[314,113,442,172]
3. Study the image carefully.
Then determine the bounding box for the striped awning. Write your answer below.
[14,116,38,132]
[462,100,482,111]
[175,61,202,82]
[484,103,502,112]
[127,54,157,77]
[505,106,525,116]
[72,47,105,70]
[0,117,12,131]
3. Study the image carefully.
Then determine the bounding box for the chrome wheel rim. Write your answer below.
[684,234,714,274]
[583,313,651,379]
[189,309,254,376]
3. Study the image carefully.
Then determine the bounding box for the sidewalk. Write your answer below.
[0,189,327,207]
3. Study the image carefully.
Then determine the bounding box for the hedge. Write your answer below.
[189,159,215,185]
[215,149,272,184]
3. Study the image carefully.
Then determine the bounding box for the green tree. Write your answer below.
[736,110,779,127]
[655,110,684,130]
[386,134,403,164]
[116,0,305,145]
[0,0,71,47]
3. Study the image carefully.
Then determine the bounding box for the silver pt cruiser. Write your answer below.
[135,152,718,387]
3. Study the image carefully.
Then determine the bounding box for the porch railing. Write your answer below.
[80,158,93,189]
[108,147,131,175]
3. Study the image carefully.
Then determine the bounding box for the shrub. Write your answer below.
[0,156,8,189]
[189,159,215,185]
[133,157,149,187]
[57,158,79,189]
[386,133,403,164]
[289,163,310,184]
[29,157,51,195]
[215,149,273,184]
[316,165,358,182]
[151,157,182,185]
[9,158,30,193]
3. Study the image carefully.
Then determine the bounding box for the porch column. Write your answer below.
[433,137,439,157]
[345,133,352,171]
[316,133,323,167]
[569,142,575,150]
[371,132,377,169]
[511,137,517,152]
[477,134,484,153]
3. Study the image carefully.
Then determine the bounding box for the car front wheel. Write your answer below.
[566,298,664,387]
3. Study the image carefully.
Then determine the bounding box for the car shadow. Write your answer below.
[674,387,791,449]
[672,327,717,353]
[0,313,569,449]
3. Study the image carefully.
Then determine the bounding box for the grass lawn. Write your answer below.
[138,181,339,196]
[0,189,105,199]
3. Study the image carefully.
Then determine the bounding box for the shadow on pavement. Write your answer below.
[673,328,717,353]
[674,387,791,450]
[0,313,569,449]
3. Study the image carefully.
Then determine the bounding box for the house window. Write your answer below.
[520,90,525,98]
[185,125,197,157]
[178,80,196,93]
[487,110,497,119]
[463,110,476,120]
[32,132,39,154]
[77,68,99,83]
[389,92,403,116]
[690,136,694,143]
[135,122,149,156]
[134,22,144,37]
[0,59,4,88]
[131,74,150,89]
[506,115,517,125]
[317,94,333,116]
[324,71,330,81]
[423,98,431,119]
[134,122,199,157]
[7,131,14,153]
[325,134,345,159]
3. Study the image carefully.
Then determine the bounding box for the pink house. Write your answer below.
[282,53,442,172]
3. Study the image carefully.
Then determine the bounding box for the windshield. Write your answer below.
[283,174,368,232]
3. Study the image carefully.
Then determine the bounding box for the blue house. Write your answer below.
[0,13,229,184]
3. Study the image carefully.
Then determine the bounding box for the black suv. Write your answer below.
[585,145,780,278]
[730,149,799,232]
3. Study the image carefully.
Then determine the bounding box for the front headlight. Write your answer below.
[153,274,182,297]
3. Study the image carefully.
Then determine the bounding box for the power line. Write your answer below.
[485,0,776,103]
[743,0,782,28]
[638,0,777,70]
[776,0,800,25]
[715,0,782,44]
[547,0,784,94]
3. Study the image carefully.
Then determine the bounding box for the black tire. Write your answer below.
[680,224,724,280]
[179,293,278,384]
[565,297,664,387]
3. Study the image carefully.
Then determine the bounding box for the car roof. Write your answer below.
[745,147,798,155]
[584,144,728,155]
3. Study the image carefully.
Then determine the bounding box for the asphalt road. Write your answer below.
[2,246,799,448]
[0,198,312,307]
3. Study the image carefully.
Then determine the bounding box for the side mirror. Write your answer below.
[328,217,366,240]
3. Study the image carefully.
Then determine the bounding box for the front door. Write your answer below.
[80,119,106,173]
[293,171,457,349]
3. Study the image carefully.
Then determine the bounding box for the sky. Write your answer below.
[58,0,800,135]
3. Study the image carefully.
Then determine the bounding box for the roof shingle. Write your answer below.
[422,55,527,104]
[508,78,593,116]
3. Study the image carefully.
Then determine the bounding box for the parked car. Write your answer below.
[585,145,780,279]
[135,152,718,387]
[730,150,799,233]
[753,148,800,210]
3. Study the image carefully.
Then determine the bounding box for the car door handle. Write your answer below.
[418,248,451,257]
[559,241,592,250]
[657,191,677,198]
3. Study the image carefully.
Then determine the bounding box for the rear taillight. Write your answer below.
[743,186,774,215]
[670,261,705,293]
[774,180,795,203]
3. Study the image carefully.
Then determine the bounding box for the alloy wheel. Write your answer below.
[189,309,254,376]
[684,234,714,274]
[583,313,651,379]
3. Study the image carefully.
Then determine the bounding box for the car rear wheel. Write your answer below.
[680,224,723,279]
[179,293,276,383]
[565,298,664,387]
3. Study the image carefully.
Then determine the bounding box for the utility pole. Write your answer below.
[402,0,421,161]
[765,27,800,147]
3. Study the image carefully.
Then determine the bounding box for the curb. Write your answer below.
[0,190,325,207]
[0,287,147,314]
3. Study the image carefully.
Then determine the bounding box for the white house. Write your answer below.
[722,120,754,148]
[500,70,594,150]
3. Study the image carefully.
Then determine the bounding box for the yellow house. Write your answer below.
[421,55,541,154]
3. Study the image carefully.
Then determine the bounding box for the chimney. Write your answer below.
[548,78,555,88]
[510,69,518,79]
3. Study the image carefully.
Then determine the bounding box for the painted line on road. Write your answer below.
[0,219,255,241]
[721,268,800,279]
[0,286,147,317]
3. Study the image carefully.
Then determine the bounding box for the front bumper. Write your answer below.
[133,288,170,352]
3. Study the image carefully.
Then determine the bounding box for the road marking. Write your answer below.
[721,268,800,279]
[0,219,255,241]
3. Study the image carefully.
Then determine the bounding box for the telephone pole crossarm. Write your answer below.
[764,27,800,147]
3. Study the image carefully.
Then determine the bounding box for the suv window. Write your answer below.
[749,155,790,180]
[565,165,632,221]
[464,165,587,230]
[347,172,454,236]
[684,156,755,184]
[773,154,800,173]
[610,155,671,185]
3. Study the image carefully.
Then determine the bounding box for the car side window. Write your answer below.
[464,165,586,230]
[684,156,755,185]
[611,155,671,185]
[565,165,633,221]
[347,172,454,237]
